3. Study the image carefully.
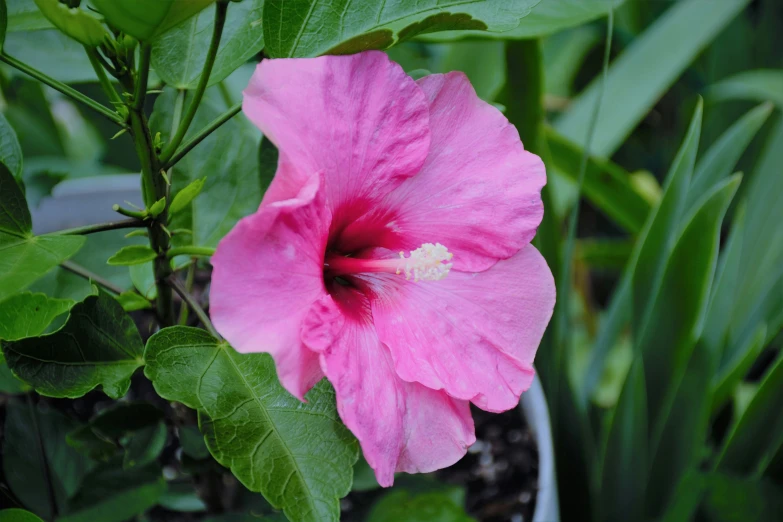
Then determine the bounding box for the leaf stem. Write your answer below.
[159,1,229,164]
[113,204,147,220]
[167,246,215,259]
[178,263,196,325]
[61,260,125,295]
[0,53,125,126]
[163,102,241,169]
[168,276,219,338]
[85,47,124,110]
[50,218,145,236]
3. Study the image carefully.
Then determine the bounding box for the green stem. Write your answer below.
[167,246,215,259]
[0,53,125,125]
[168,276,219,338]
[129,47,175,327]
[159,1,229,164]
[50,218,145,236]
[163,102,241,169]
[61,260,124,295]
[112,204,147,220]
[85,47,123,110]
[133,43,152,111]
[178,263,196,325]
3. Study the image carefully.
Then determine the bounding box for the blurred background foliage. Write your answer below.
[0,0,782,521]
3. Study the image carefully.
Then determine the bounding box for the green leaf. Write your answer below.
[687,103,773,209]
[144,326,359,522]
[599,359,647,522]
[543,25,602,98]
[148,196,166,218]
[576,239,632,271]
[91,0,217,41]
[169,177,206,214]
[150,0,264,89]
[633,102,702,349]
[0,292,73,341]
[555,0,750,157]
[2,290,144,398]
[0,113,23,181]
[711,324,766,413]
[123,421,167,469]
[179,425,210,460]
[639,175,740,430]
[708,69,783,108]
[107,245,158,266]
[6,0,53,32]
[158,482,207,513]
[646,343,713,518]
[700,474,783,522]
[545,128,651,233]
[0,164,84,301]
[367,489,475,522]
[0,509,45,522]
[151,88,261,248]
[3,401,93,520]
[258,137,277,195]
[423,0,624,41]
[32,0,108,46]
[116,291,152,312]
[263,0,539,58]
[129,261,157,299]
[58,460,166,522]
[717,353,783,476]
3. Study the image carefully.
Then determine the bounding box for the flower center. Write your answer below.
[325,243,453,282]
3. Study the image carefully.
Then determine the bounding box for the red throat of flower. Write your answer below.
[324,243,454,282]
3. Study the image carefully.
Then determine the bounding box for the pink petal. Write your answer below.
[341,72,545,271]
[210,174,331,400]
[302,292,475,487]
[243,51,431,227]
[367,244,555,412]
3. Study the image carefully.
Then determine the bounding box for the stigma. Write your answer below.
[324,243,453,282]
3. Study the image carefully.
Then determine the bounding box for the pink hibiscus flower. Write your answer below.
[210,51,555,487]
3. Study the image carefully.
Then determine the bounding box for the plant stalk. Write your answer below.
[160,1,229,164]
[164,102,241,169]
[51,218,145,236]
[61,260,125,295]
[168,276,219,338]
[0,53,125,125]
[167,246,215,259]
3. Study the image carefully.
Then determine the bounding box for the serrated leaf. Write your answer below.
[0,164,85,301]
[555,0,750,157]
[367,489,475,522]
[59,460,166,522]
[0,292,73,341]
[263,0,539,58]
[107,245,157,266]
[3,401,93,520]
[169,177,205,214]
[422,0,624,41]
[144,326,359,522]
[150,0,264,89]
[2,290,144,398]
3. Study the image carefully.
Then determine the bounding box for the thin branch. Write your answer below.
[159,1,229,164]
[61,260,124,295]
[178,263,196,325]
[85,46,124,110]
[50,218,145,236]
[164,102,241,169]
[0,53,125,126]
[168,276,220,338]
[167,246,215,259]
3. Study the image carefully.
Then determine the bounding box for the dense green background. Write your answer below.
[0,1,782,521]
